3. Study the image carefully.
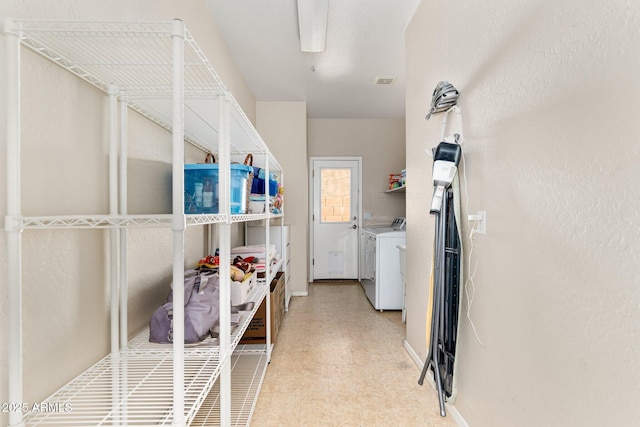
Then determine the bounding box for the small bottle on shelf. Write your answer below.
[194,182,203,210]
[202,178,214,212]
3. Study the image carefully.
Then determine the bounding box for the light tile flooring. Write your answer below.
[250,282,457,427]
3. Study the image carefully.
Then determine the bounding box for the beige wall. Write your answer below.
[256,102,309,296]
[405,1,640,426]
[308,119,406,222]
[0,1,256,422]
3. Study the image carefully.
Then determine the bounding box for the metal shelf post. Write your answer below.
[170,18,187,427]
[5,16,25,427]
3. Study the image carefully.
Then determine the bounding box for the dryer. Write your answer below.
[360,218,406,310]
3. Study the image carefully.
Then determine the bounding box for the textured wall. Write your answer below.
[405,0,640,426]
[256,102,309,296]
[0,1,257,423]
[308,118,407,222]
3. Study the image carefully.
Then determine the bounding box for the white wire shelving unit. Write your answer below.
[4,18,285,427]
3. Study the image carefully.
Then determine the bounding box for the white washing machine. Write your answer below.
[360,218,406,310]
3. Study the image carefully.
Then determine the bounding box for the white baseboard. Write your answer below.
[284,292,308,312]
[403,339,424,368]
[447,404,469,427]
[403,340,469,427]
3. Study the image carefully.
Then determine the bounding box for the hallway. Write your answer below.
[251,282,457,426]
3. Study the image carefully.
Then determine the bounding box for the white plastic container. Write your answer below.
[231,271,256,306]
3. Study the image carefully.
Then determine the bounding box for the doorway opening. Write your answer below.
[309,157,362,282]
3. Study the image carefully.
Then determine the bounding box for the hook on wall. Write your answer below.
[425,81,459,120]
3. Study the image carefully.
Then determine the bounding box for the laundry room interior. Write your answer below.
[1,1,639,427]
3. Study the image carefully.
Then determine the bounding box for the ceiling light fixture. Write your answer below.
[297,0,329,52]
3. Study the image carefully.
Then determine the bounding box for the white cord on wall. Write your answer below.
[460,147,485,347]
[442,107,486,347]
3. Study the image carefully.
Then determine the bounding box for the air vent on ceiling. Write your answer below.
[375,77,396,85]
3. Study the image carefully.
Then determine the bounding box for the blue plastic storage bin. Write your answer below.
[230,164,252,214]
[184,163,252,214]
[251,171,278,196]
[184,164,219,214]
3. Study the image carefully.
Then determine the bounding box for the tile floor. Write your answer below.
[250,281,458,427]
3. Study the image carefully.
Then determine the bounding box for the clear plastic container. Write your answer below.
[184,163,252,214]
[184,164,218,214]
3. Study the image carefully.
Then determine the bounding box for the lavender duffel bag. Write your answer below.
[149,269,220,344]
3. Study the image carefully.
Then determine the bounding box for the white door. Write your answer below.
[310,158,361,280]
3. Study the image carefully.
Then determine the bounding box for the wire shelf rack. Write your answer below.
[5,18,283,427]
[9,19,280,166]
[191,352,269,427]
[12,20,224,98]
[23,351,222,426]
[6,214,230,231]
[22,272,271,427]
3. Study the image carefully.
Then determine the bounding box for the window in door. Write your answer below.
[320,168,351,223]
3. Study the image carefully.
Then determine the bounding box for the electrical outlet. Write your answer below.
[476,210,486,234]
[467,210,486,235]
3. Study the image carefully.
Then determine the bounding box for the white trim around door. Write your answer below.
[309,157,362,283]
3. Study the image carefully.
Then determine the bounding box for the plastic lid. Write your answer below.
[230,164,252,172]
[184,163,218,170]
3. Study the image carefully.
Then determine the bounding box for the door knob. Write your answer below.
[351,225,357,229]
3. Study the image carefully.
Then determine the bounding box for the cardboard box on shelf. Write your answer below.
[388,173,403,189]
[240,271,285,344]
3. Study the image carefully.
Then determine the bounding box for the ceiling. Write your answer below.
[204,0,422,119]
